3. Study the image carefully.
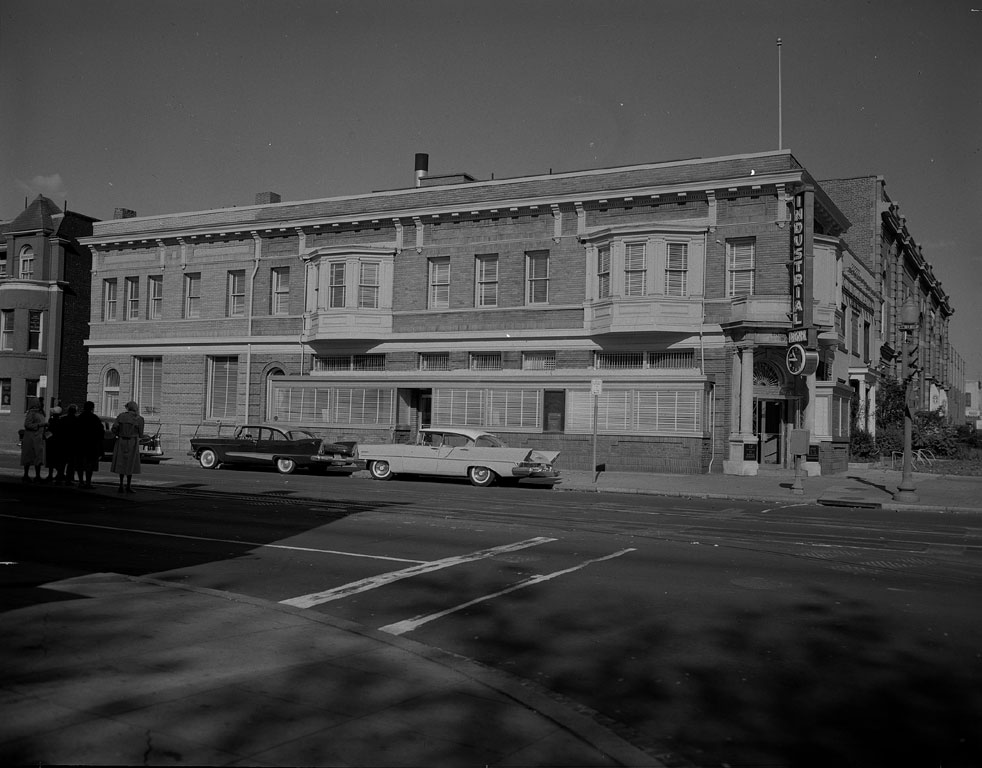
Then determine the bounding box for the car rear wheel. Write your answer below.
[275,458,297,475]
[198,449,219,470]
[468,466,497,487]
[369,460,394,481]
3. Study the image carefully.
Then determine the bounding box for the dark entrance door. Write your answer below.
[757,399,784,465]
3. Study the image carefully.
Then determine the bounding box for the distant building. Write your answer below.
[0,195,97,438]
[966,380,981,429]
[821,176,965,424]
[79,151,946,475]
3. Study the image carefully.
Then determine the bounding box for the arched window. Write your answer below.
[103,369,120,416]
[265,367,285,420]
[19,246,34,279]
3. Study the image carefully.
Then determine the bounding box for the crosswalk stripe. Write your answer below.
[279,536,557,609]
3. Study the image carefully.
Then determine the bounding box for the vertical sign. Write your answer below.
[789,189,816,347]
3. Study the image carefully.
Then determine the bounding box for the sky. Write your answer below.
[2,0,981,377]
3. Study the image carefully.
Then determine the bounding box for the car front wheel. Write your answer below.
[275,458,297,474]
[369,460,394,480]
[198,449,219,470]
[468,466,497,487]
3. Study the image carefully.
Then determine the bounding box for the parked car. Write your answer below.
[188,424,358,475]
[357,427,560,487]
[100,417,166,463]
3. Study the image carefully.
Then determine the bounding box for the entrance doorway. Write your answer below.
[756,399,785,465]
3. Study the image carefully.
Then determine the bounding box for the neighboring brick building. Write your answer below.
[0,195,97,439]
[965,380,981,430]
[80,150,892,474]
[821,176,966,426]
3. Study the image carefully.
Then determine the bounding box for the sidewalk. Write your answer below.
[0,570,660,767]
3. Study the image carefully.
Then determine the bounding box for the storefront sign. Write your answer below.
[787,328,808,345]
[790,191,807,328]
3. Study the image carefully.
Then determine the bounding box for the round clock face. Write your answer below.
[786,344,807,375]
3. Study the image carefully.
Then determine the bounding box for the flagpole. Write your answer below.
[777,37,783,149]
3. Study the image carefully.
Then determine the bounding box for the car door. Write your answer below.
[226,427,260,464]
[436,431,475,476]
[401,430,444,473]
[254,427,283,465]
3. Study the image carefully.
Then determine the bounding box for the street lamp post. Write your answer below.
[894,296,921,502]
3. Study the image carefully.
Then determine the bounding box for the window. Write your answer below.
[359,262,380,309]
[208,356,238,420]
[25,379,39,412]
[0,253,7,278]
[103,279,118,321]
[227,270,246,317]
[665,243,688,296]
[184,273,201,318]
[522,351,556,370]
[624,243,647,296]
[595,352,644,370]
[476,254,498,307]
[419,352,450,371]
[727,238,755,296]
[28,310,42,351]
[431,388,542,429]
[649,350,696,369]
[271,267,289,315]
[429,257,450,309]
[329,263,346,308]
[597,245,611,299]
[19,246,34,279]
[469,352,502,371]
[863,321,871,363]
[148,275,163,320]
[126,277,140,320]
[270,384,395,425]
[103,369,120,416]
[565,387,703,435]
[136,357,162,415]
[0,378,10,413]
[851,310,860,354]
[313,354,385,372]
[0,310,13,349]
[526,251,549,304]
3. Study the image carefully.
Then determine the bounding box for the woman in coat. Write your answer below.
[20,398,47,483]
[111,400,145,493]
[75,401,105,489]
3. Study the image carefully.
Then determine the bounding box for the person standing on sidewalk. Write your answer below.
[75,401,104,488]
[44,406,65,483]
[111,401,144,493]
[20,398,47,483]
[61,404,80,485]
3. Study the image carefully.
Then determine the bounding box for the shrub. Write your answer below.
[849,429,879,461]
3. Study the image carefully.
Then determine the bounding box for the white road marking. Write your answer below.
[379,547,636,636]
[279,537,557,609]
[0,513,425,564]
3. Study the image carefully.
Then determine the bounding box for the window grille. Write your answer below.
[313,354,386,372]
[665,242,688,296]
[470,352,502,371]
[624,242,647,296]
[648,350,696,369]
[419,352,450,371]
[522,351,556,370]
[727,238,755,296]
[594,352,644,370]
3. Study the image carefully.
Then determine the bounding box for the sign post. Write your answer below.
[591,379,602,478]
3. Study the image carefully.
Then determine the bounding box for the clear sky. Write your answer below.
[2,0,980,377]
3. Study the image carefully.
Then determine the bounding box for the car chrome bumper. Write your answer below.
[510,466,561,479]
[310,454,359,466]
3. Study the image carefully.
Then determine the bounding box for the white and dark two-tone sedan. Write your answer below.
[357,427,560,487]
[189,424,358,475]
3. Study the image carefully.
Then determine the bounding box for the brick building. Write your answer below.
[0,195,97,439]
[79,150,896,474]
[821,176,965,426]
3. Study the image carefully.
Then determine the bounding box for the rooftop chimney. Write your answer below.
[113,208,137,219]
[255,191,281,205]
[414,153,429,187]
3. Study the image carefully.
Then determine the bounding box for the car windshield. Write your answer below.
[474,433,507,448]
[286,430,318,440]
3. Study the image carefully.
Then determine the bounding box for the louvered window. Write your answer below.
[359,262,379,309]
[665,243,688,296]
[433,389,485,426]
[624,242,647,296]
[488,389,541,429]
[597,245,611,299]
[334,388,395,424]
[566,387,703,435]
[208,356,238,420]
[727,238,755,296]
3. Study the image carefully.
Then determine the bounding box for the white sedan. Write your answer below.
[357,427,561,487]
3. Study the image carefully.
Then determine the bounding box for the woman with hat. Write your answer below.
[111,400,145,493]
[20,397,47,483]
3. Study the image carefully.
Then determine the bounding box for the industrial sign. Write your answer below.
[790,191,807,327]
[785,344,819,377]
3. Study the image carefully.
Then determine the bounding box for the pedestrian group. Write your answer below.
[19,397,145,492]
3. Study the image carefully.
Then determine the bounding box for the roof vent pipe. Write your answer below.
[414,153,429,187]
